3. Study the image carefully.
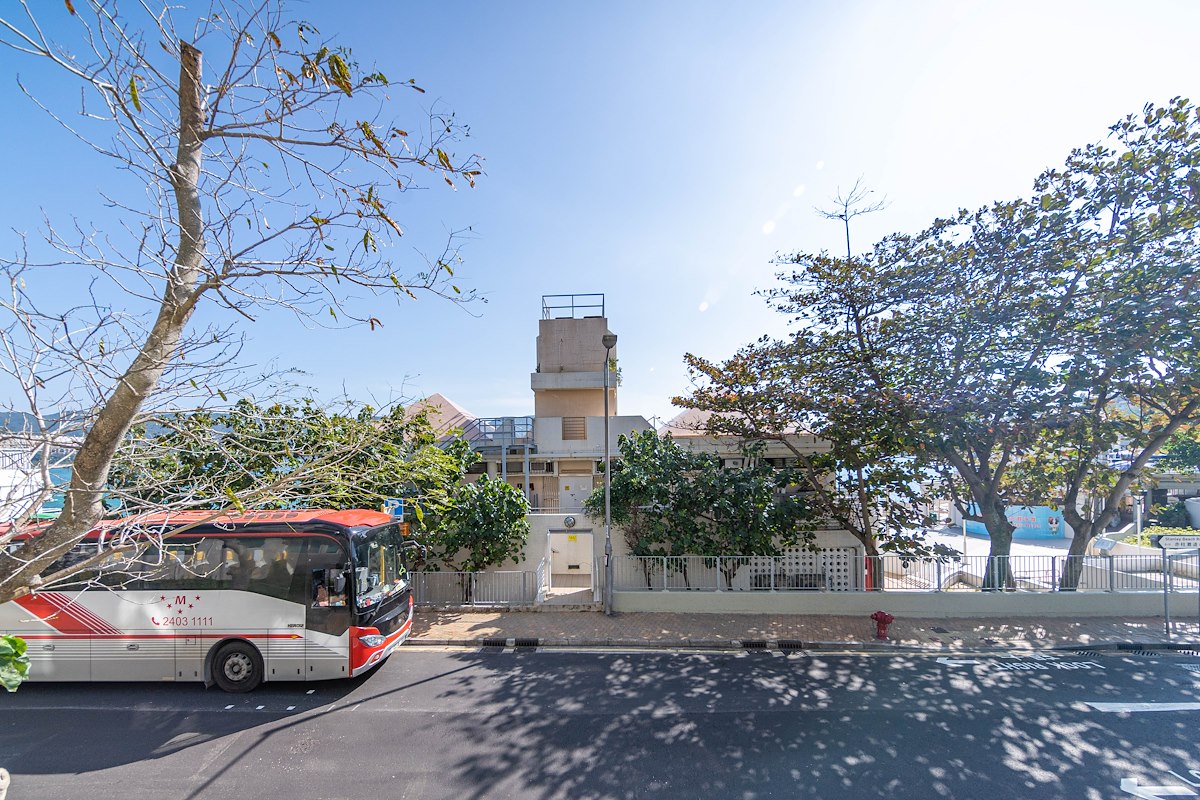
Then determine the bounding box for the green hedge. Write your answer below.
[1119,526,1198,547]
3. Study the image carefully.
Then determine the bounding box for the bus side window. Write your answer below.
[254,536,301,601]
[311,567,346,607]
[43,543,103,588]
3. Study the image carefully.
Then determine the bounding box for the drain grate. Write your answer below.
[741,640,768,649]
[480,638,507,648]
[777,640,806,651]
[513,638,539,648]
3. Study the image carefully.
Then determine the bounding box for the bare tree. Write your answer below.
[814,177,889,259]
[0,0,483,603]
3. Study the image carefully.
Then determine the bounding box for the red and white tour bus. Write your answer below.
[0,509,413,692]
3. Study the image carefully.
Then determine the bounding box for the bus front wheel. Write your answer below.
[213,641,263,693]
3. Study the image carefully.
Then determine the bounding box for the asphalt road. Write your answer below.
[2,646,1199,799]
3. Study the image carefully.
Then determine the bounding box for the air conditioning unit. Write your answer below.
[723,458,744,469]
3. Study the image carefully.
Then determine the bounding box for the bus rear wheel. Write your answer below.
[213,641,263,693]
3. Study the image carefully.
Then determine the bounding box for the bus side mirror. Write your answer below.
[333,572,346,594]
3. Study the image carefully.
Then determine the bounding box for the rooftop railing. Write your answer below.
[541,293,605,320]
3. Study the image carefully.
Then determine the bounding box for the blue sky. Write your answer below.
[2,0,1199,427]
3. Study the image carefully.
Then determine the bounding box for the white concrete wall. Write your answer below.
[523,513,602,568]
[532,415,652,454]
[615,588,1199,617]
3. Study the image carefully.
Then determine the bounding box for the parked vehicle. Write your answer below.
[0,509,413,692]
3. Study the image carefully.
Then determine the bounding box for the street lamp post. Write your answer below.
[602,332,618,616]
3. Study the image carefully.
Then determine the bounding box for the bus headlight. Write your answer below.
[358,633,386,647]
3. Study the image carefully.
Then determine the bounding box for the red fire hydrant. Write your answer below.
[870,610,895,640]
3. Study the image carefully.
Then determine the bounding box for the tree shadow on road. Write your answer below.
[0,674,368,776]
[427,649,1200,800]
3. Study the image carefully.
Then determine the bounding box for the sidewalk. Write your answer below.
[412,609,1200,652]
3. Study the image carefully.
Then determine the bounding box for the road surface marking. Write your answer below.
[224,704,234,710]
[1120,776,1197,798]
[1091,702,1200,713]
[936,657,979,666]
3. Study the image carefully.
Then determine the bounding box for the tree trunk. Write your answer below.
[853,529,882,591]
[980,503,1015,590]
[0,42,206,603]
[1058,534,1090,591]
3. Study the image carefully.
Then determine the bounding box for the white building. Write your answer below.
[410,294,860,603]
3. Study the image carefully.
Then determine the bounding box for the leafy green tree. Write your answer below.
[681,336,951,565]
[584,431,813,587]
[1161,430,1200,471]
[0,634,31,692]
[107,400,539,573]
[433,476,530,573]
[583,430,710,560]
[109,400,477,517]
[679,99,1200,590]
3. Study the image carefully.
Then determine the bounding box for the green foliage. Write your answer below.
[1161,431,1200,471]
[1122,525,1198,546]
[432,476,530,572]
[583,430,813,558]
[679,98,1200,573]
[0,634,30,692]
[109,399,477,520]
[1151,500,1195,529]
[109,400,535,572]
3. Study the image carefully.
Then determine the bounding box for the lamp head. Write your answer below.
[602,333,618,350]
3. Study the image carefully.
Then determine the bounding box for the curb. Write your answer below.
[411,636,1200,653]
[1051,642,1200,653]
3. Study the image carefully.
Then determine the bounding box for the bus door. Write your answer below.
[252,537,306,682]
[303,539,352,680]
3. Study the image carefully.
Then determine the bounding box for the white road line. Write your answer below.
[224,704,234,710]
[286,705,296,711]
[1089,702,1200,713]
[255,705,265,710]
[1119,776,1197,798]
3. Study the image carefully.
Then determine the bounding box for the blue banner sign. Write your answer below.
[964,505,1067,539]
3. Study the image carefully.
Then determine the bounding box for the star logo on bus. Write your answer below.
[161,593,203,612]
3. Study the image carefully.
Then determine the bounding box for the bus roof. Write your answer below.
[5,509,395,540]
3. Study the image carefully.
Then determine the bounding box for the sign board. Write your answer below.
[1093,538,1117,553]
[382,498,405,520]
[1152,534,1200,549]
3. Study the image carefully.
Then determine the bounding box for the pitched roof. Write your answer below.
[405,393,476,434]
[658,407,714,437]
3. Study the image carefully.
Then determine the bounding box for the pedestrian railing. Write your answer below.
[413,570,539,606]
[613,552,1200,593]
[613,552,850,592]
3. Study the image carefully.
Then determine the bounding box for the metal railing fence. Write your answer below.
[413,571,538,606]
[613,554,842,592]
[613,552,1200,593]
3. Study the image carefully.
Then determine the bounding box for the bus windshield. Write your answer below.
[352,523,410,611]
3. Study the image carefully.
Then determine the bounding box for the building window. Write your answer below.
[561,417,586,440]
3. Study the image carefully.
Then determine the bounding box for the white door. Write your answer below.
[558,476,593,512]
[549,531,593,591]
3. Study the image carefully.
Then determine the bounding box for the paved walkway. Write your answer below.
[412,609,1200,651]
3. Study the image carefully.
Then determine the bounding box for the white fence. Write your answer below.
[614,552,1200,593]
[413,571,539,606]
